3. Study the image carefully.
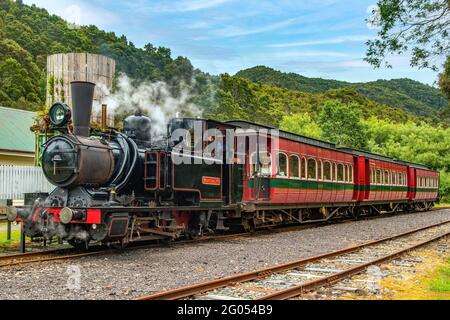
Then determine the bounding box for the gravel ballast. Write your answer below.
[1,209,449,300]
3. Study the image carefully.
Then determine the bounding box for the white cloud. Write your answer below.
[214,18,301,38]
[23,0,120,27]
[147,0,233,12]
[267,35,373,48]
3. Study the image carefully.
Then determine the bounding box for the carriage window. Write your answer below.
[384,170,389,185]
[398,173,402,186]
[318,160,323,180]
[308,159,317,179]
[289,155,300,178]
[370,169,374,184]
[277,153,288,177]
[250,152,272,176]
[392,172,396,185]
[348,165,353,182]
[337,163,344,182]
[324,161,332,180]
[301,157,307,179]
[376,170,381,184]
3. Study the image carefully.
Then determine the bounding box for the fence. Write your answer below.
[0,165,54,200]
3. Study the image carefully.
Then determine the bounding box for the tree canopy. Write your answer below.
[365,0,450,99]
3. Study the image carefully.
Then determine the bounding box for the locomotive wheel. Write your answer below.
[68,239,90,250]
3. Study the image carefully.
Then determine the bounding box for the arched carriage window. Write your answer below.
[348,165,353,182]
[289,155,300,178]
[398,173,402,186]
[250,152,272,176]
[318,160,323,180]
[301,157,307,179]
[307,158,317,179]
[337,163,344,182]
[376,169,381,184]
[392,172,396,185]
[384,170,389,185]
[277,153,288,177]
[324,161,332,181]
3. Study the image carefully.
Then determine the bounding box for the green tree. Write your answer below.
[279,113,322,139]
[317,100,368,149]
[365,0,450,97]
[439,56,450,100]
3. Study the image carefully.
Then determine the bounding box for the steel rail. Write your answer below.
[0,207,448,269]
[136,219,450,300]
[257,230,450,300]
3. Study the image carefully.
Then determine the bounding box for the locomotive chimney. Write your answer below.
[71,81,95,136]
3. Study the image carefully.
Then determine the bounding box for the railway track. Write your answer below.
[0,207,448,269]
[136,219,450,300]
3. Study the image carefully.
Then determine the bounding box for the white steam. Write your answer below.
[99,73,203,135]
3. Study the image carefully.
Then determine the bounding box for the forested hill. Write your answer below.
[0,0,217,111]
[236,66,448,119]
[0,0,447,125]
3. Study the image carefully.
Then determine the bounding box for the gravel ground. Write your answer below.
[0,209,449,300]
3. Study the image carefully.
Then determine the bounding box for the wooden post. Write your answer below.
[6,221,11,241]
[19,222,26,253]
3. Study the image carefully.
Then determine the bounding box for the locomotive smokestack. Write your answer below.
[71,81,95,136]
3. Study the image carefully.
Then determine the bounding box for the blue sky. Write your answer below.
[24,0,439,85]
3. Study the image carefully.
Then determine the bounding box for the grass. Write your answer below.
[435,203,450,208]
[0,222,22,251]
[429,258,450,293]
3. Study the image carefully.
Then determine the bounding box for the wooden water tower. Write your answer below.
[46,53,116,127]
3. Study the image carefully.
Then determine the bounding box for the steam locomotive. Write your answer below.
[6,81,440,249]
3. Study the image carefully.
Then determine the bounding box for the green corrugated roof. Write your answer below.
[0,107,36,153]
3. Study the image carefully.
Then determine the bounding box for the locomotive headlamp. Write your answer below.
[59,207,73,224]
[49,103,71,127]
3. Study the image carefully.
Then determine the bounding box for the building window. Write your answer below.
[308,158,317,179]
[277,153,288,177]
[289,155,300,178]
[324,161,332,181]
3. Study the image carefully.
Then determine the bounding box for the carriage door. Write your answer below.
[223,136,244,204]
[407,167,416,200]
[364,158,370,200]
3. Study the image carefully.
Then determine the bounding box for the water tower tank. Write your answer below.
[46,53,116,127]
